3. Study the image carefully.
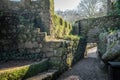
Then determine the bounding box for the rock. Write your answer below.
[25,41,33,49]
[35,49,41,53]
[39,44,42,48]
[98,32,108,56]
[33,42,39,48]
[102,40,120,62]
[45,52,54,57]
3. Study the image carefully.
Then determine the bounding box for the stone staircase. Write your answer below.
[26,69,58,80]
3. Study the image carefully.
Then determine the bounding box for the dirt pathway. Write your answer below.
[57,47,108,80]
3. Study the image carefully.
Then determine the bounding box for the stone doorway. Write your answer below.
[85,43,98,58]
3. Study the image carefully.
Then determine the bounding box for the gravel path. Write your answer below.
[57,47,108,80]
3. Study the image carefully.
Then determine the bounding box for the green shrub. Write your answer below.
[51,14,72,38]
[109,0,120,15]
[60,35,80,41]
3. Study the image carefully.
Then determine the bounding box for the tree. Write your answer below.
[77,0,107,18]
[56,10,81,23]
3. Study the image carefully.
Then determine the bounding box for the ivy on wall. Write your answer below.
[109,0,120,15]
[51,14,72,39]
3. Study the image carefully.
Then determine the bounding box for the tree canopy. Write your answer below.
[77,0,107,18]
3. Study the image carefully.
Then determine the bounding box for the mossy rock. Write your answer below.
[102,41,120,62]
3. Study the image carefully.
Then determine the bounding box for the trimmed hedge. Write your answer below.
[0,59,48,80]
[51,14,72,38]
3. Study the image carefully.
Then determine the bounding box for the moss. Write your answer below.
[61,35,80,41]
[0,59,48,80]
[50,0,54,15]
[98,32,108,56]
[51,14,73,38]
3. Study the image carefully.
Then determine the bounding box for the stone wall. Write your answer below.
[0,0,54,61]
[43,40,79,71]
[74,15,120,43]
[0,12,80,72]
[0,0,82,72]
[98,31,120,62]
[0,0,54,34]
[0,10,47,61]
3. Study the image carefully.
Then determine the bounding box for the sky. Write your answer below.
[54,0,81,11]
[11,0,81,11]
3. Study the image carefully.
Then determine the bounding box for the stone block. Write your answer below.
[35,49,41,53]
[33,42,39,48]
[45,47,54,52]
[25,42,33,49]
[45,52,54,57]
[39,44,43,48]
[54,48,64,57]
[49,57,61,68]
[18,44,25,48]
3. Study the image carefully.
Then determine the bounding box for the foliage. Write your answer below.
[101,31,120,62]
[50,0,54,15]
[0,60,48,80]
[77,0,107,18]
[98,30,120,62]
[109,0,120,15]
[51,14,72,38]
[56,10,80,23]
[56,0,107,22]
[98,32,108,56]
[108,29,120,34]
[60,35,80,41]
[51,14,80,41]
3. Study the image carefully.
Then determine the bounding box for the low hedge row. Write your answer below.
[0,59,48,80]
[51,14,72,38]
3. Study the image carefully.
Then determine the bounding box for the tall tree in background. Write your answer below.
[56,0,107,23]
[56,10,80,23]
[77,0,107,18]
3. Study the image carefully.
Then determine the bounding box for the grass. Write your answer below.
[0,59,48,80]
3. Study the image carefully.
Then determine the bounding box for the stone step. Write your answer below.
[26,69,58,80]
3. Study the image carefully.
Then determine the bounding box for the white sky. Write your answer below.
[54,0,81,11]
[11,0,81,11]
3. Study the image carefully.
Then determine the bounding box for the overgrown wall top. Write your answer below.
[74,15,120,43]
[51,14,72,38]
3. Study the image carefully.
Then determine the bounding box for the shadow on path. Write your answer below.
[57,47,108,80]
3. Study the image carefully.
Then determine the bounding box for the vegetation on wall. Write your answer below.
[109,0,120,15]
[51,14,73,39]
[50,0,54,15]
[98,30,120,62]
[0,59,48,80]
[50,13,80,41]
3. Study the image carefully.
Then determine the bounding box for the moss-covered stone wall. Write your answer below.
[40,40,80,72]
[0,0,55,61]
[0,11,47,61]
[74,15,120,43]
[0,59,48,80]
[98,31,120,62]
[0,0,54,34]
[73,15,120,62]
